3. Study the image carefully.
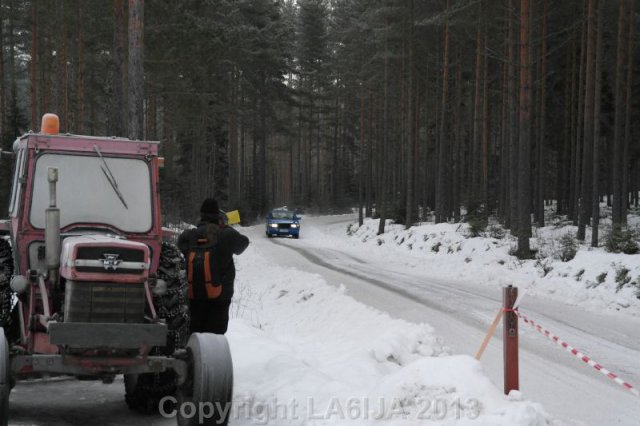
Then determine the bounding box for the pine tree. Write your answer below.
[517,0,532,258]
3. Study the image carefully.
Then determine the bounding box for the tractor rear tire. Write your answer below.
[177,333,233,426]
[1,327,10,426]
[124,242,190,414]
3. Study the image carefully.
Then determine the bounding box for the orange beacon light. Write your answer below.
[41,113,60,135]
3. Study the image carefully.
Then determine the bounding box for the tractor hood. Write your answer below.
[60,235,150,283]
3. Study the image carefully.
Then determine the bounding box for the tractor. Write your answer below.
[0,114,233,425]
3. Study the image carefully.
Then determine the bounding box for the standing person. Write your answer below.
[178,198,250,334]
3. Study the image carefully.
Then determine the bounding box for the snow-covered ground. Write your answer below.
[225,228,555,425]
[234,215,640,426]
[10,213,640,426]
[334,214,640,315]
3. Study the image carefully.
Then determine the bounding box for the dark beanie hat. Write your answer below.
[200,198,219,218]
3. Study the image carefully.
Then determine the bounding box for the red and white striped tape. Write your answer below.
[515,309,640,398]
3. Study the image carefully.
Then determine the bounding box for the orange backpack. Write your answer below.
[186,226,223,300]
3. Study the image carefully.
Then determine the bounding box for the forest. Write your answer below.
[0,0,638,258]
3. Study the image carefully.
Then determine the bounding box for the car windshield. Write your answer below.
[30,153,153,232]
[271,210,295,220]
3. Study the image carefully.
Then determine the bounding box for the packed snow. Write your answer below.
[242,214,640,425]
[221,234,557,425]
[156,212,640,425]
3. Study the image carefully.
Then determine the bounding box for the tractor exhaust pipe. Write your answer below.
[46,167,61,284]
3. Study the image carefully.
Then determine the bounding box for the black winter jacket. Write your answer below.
[177,221,250,300]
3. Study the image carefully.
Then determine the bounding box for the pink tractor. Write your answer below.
[0,114,233,425]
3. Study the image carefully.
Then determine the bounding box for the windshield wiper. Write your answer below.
[93,145,129,210]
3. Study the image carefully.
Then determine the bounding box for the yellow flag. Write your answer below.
[225,210,241,225]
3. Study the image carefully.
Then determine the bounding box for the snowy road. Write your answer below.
[258,215,640,426]
[8,376,171,426]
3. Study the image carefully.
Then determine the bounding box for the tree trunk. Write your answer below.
[359,92,365,227]
[213,119,230,206]
[481,28,489,214]
[8,0,16,121]
[517,0,532,258]
[500,37,509,224]
[471,1,483,208]
[366,92,373,218]
[331,88,340,207]
[454,53,463,222]
[591,0,603,247]
[128,0,144,140]
[109,0,127,137]
[377,18,390,235]
[62,0,69,130]
[572,9,587,224]
[30,0,38,130]
[75,2,85,133]
[239,88,246,196]
[39,14,49,120]
[315,108,321,206]
[612,0,627,227]
[558,38,575,215]
[536,0,547,227]
[229,70,239,200]
[435,0,451,224]
[622,0,635,224]
[295,82,303,205]
[508,0,519,235]
[55,1,66,130]
[405,0,415,229]
[577,0,597,241]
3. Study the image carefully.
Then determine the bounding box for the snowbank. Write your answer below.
[308,216,640,316]
[226,241,556,425]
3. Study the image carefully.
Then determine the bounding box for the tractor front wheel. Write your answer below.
[177,333,233,426]
[124,242,189,413]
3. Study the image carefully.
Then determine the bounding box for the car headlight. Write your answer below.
[291,224,299,228]
[269,223,278,228]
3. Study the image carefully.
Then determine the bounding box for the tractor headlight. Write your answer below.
[269,224,278,228]
[291,224,299,228]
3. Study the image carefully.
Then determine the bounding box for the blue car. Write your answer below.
[266,209,301,239]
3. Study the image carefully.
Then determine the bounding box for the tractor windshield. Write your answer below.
[30,153,153,233]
